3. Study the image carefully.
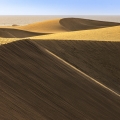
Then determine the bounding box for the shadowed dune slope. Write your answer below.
[60,18,120,31]
[33,26,120,41]
[35,40,120,94]
[0,30,15,38]
[0,28,46,38]
[0,40,120,120]
[18,19,67,33]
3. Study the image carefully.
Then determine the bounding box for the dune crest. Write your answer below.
[18,19,67,33]
[60,18,120,31]
[33,26,120,41]
[0,38,21,45]
[1,17,120,39]
[34,40,120,94]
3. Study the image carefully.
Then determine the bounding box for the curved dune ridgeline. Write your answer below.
[17,18,120,33]
[60,18,120,31]
[33,26,120,41]
[0,40,120,120]
[18,19,67,33]
[0,38,22,45]
[34,40,120,94]
[1,18,120,39]
[0,28,46,38]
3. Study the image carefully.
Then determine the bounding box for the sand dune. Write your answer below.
[0,28,46,38]
[0,38,24,45]
[18,19,67,33]
[60,18,120,31]
[1,17,120,120]
[33,26,120,41]
[0,30,15,38]
[34,40,120,94]
[1,40,120,120]
[17,18,120,33]
[1,17,120,39]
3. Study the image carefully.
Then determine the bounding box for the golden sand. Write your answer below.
[0,38,21,45]
[18,19,67,33]
[32,26,120,41]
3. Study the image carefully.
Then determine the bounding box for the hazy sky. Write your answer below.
[0,0,120,15]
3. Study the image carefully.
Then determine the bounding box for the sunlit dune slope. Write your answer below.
[35,40,120,93]
[1,40,120,120]
[17,18,120,33]
[60,18,120,31]
[0,28,46,38]
[18,19,67,33]
[33,26,120,41]
[0,38,22,45]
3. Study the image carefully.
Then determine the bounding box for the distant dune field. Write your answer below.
[0,18,120,40]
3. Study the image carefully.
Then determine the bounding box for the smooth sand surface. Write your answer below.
[18,18,120,33]
[60,18,120,31]
[1,40,120,120]
[0,18,120,40]
[33,26,120,41]
[17,19,67,33]
[0,30,15,38]
[0,28,46,38]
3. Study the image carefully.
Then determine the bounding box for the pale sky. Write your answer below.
[0,0,120,15]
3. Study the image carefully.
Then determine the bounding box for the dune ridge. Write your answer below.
[33,25,120,41]
[0,40,120,120]
[0,38,24,45]
[17,18,120,33]
[1,17,120,40]
[60,18,120,31]
[34,40,120,94]
[44,46,120,97]
[17,19,67,33]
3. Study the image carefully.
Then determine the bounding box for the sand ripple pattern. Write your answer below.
[0,40,120,120]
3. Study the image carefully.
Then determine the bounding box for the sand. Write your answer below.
[33,26,120,41]
[0,17,120,120]
[0,28,46,38]
[0,38,21,45]
[60,18,120,31]
[0,18,120,41]
[1,40,120,120]
[0,29,15,38]
[34,40,120,94]
[17,19,67,33]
